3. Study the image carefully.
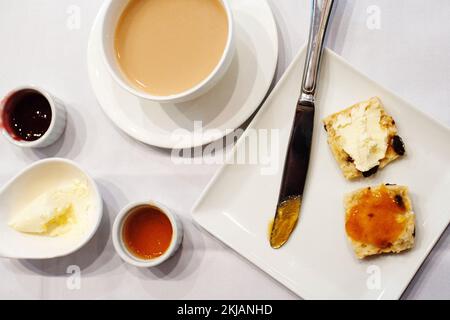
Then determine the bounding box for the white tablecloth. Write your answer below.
[0,0,448,299]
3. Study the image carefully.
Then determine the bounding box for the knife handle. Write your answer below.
[301,0,335,102]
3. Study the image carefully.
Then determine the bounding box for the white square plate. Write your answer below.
[191,48,450,299]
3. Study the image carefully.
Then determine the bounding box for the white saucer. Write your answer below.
[87,0,278,149]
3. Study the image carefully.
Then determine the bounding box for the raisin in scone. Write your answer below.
[344,184,415,259]
[323,97,405,179]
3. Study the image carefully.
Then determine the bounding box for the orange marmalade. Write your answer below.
[123,205,173,259]
[345,186,406,248]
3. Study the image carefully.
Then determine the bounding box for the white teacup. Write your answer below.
[100,0,235,104]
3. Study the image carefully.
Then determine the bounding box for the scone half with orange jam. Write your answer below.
[345,184,415,259]
[323,97,405,179]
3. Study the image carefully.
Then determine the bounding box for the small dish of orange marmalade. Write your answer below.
[112,201,183,267]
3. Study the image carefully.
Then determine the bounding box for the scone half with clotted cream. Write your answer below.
[323,97,405,179]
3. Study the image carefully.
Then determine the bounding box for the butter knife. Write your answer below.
[270,0,335,249]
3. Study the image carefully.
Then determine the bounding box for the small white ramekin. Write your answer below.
[1,86,66,148]
[100,0,235,104]
[112,200,183,268]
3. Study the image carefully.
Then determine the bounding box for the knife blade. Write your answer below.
[270,101,314,249]
[270,0,335,249]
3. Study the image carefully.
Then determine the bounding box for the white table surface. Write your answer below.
[0,0,449,300]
